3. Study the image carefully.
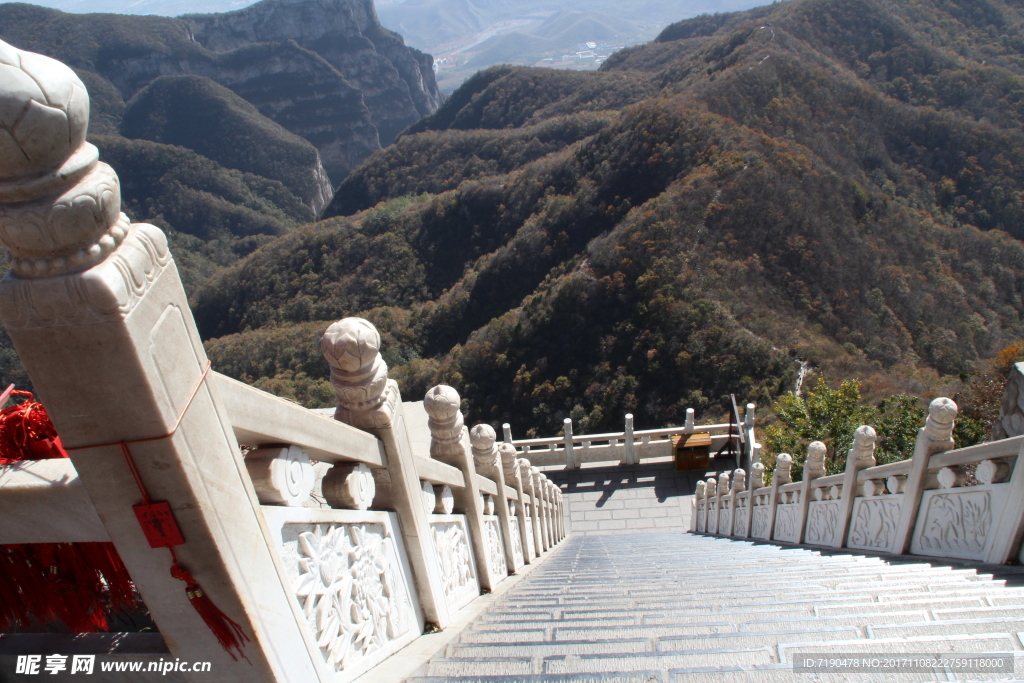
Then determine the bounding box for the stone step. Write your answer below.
[471,617,641,631]
[668,666,950,682]
[546,623,855,641]
[427,648,775,677]
[741,611,931,632]
[410,673,665,683]
[418,532,1024,682]
[449,639,651,658]
[775,632,1021,661]
[868,617,1024,640]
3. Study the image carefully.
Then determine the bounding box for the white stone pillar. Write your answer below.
[0,40,317,681]
[892,399,957,555]
[518,457,540,558]
[323,318,451,628]
[423,385,497,592]
[793,441,825,544]
[765,454,791,540]
[529,466,548,552]
[542,478,555,549]
[622,414,636,466]
[550,482,561,542]
[471,424,521,575]
[505,451,535,563]
[499,442,530,568]
[832,426,877,549]
[555,488,563,539]
[563,418,577,469]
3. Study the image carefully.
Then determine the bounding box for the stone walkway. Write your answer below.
[544,461,706,535]
[411,532,1024,682]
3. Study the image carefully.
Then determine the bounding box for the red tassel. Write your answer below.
[80,543,136,613]
[0,391,65,464]
[169,558,249,662]
[0,393,139,632]
[0,546,32,630]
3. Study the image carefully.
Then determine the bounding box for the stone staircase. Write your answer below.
[409,532,1024,682]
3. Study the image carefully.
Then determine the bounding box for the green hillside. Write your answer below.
[121,75,332,211]
[194,0,1024,436]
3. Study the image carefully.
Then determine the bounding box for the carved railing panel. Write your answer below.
[772,501,801,544]
[262,507,422,683]
[847,494,904,553]
[909,483,1011,561]
[804,499,841,546]
[483,515,509,585]
[428,514,480,612]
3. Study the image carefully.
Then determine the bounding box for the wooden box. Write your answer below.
[672,433,712,471]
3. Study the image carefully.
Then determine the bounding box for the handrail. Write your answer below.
[512,422,734,447]
[415,456,465,488]
[928,436,1023,470]
[809,473,843,487]
[856,460,911,482]
[695,397,1024,567]
[214,372,387,467]
[475,474,497,496]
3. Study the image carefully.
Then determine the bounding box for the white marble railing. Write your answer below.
[693,398,1024,566]
[0,39,565,683]
[507,403,759,469]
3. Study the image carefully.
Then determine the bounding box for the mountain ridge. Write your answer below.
[195,0,1024,437]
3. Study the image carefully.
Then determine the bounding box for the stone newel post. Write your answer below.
[500,443,534,562]
[423,384,499,590]
[0,40,317,680]
[833,425,877,549]
[471,423,522,573]
[892,398,957,554]
[322,317,451,627]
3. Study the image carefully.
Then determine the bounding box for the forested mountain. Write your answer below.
[188,0,1024,437]
[0,0,442,389]
[0,0,441,216]
[0,0,444,285]
[5,0,1024,441]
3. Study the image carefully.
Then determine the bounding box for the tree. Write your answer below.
[763,375,989,483]
[762,377,875,480]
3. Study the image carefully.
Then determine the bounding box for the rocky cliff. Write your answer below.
[0,0,443,187]
[186,0,442,145]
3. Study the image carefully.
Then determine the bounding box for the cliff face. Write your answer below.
[0,0,443,185]
[186,0,443,145]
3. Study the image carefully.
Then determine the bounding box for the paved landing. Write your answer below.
[545,461,707,535]
[410,532,1024,682]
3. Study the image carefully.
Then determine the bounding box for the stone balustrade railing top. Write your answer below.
[693,397,1024,567]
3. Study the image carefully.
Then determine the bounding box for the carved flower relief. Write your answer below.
[750,507,770,538]
[485,519,507,578]
[849,499,901,550]
[511,519,524,566]
[918,491,991,555]
[805,501,839,545]
[431,522,476,603]
[293,524,413,671]
[732,507,746,535]
[773,504,799,540]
